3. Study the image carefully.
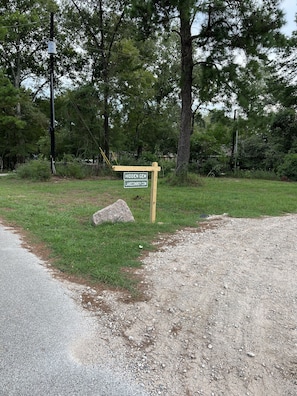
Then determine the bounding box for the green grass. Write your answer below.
[0,175,296,292]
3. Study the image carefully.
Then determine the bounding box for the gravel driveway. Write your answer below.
[73,214,297,395]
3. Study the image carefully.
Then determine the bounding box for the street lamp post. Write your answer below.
[48,12,56,174]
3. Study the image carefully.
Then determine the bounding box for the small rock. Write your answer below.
[247,351,255,357]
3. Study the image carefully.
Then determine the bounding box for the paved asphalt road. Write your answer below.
[0,223,147,396]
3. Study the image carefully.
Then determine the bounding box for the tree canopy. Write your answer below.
[131,0,285,175]
[1,0,297,179]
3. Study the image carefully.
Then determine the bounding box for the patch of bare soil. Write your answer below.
[66,214,297,396]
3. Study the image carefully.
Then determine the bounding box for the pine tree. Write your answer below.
[131,0,285,176]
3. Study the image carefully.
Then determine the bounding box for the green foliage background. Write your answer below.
[0,0,296,176]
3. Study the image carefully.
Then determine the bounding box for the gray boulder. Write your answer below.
[92,199,135,226]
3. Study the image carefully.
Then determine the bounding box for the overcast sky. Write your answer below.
[281,0,297,34]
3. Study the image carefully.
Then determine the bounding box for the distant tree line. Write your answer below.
[1,0,297,179]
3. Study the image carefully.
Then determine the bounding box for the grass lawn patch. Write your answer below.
[0,176,296,292]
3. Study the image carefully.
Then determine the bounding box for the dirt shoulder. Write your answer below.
[65,214,297,395]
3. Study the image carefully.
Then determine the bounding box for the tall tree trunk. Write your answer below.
[176,2,193,176]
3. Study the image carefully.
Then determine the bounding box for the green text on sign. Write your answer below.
[124,172,148,188]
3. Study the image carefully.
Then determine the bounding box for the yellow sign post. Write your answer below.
[112,162,161,223]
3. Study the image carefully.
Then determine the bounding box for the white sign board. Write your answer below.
[123,172,148,188]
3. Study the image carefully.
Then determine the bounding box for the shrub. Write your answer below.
[230,169,278,180]
[159,159,175,177]
[278,153,297,181]
[117,153,153,167]
[56,161,91,179]
[141,151,159,163]
[165,172,204,187]
[16,160,51,181]
[193,157,228,177]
